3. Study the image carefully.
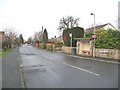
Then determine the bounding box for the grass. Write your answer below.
[0,49,11,57]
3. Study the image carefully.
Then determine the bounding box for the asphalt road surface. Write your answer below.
[0,57,2,90]
[19,44,118,88]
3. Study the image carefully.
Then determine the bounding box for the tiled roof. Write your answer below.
[74,38,91,41]
[85,23,116,34]
[48,38,57,43]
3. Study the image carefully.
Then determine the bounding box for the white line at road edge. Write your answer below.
[67,55,119,64]
[63,63,100,76]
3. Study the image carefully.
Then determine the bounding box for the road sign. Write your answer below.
[92,35,96,39]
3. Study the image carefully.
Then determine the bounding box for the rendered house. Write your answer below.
[85,23,116,34]
[118,1,120,31]
[0,31,5,42]
[0,31,5,49]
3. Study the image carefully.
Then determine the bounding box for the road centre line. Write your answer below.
[40,54,100,76]
[63,63,100,76]
[41,55,53,60]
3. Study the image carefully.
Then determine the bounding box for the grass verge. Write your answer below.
[0,49,11,57]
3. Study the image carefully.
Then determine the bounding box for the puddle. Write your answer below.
[22,64,46,73]
[20,53,37,55]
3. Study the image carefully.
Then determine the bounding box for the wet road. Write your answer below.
[19,45,118,88]
[0,57,2,89]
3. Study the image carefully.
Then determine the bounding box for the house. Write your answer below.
[85,23,116,34]
[0,31,5,50]
[0,31,5,42]
[47,37,57,44]
[56,36,63,43]
[118,1,120,31]
[47,36,64,51]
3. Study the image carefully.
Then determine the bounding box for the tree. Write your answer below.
[27,37,33,44]
[19,34,24,44]
[58,16,80,35]
[33,31,43,43]
[43,28,48,49]
[3,27,17,48]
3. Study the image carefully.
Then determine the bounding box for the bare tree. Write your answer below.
[27,37,33,44]
[33,31,43,42]
[3,27,18,48]
[58,16,80,35]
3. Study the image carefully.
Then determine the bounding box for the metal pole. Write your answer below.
[71,34,72,48]
[90,13,96,57]
[93,14,96,57]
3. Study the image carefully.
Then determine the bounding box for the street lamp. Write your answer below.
[90,13,96,57]
[69,33,72,48]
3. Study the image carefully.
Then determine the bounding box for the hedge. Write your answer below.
[62,27,84,47]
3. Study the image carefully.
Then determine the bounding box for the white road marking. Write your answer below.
[63,63,100,76]
[42,56,53,60]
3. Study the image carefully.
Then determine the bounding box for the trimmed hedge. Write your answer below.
[62,27,84,47]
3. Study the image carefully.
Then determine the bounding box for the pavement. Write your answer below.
[19,45,118,88]
[2,47,22,88]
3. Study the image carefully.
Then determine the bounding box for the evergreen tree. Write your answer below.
[19,34,24,44]
[43,29,48,49]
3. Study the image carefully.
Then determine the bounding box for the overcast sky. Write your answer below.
[0,0,119,40]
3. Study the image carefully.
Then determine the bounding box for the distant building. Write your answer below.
[48,38,57,44]
[56,36,63,43]
[85,23,116,34]
[118,1,120,31]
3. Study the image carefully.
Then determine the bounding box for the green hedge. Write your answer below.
[62,27,84,47]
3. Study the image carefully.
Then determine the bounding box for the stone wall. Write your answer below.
[62,46,120,60]
[62,46,72,54]
[95,49,120,60]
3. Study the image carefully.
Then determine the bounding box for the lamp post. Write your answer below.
[69,33,72,48]
[90,13,96,57]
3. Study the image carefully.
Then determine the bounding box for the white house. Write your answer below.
[118,1,120,31]
[85,23,116,34]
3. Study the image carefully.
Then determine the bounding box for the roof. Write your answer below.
[74,38,91,41]
[85,23,116,34]
[0,31,5,34]
[48,38,57,43]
